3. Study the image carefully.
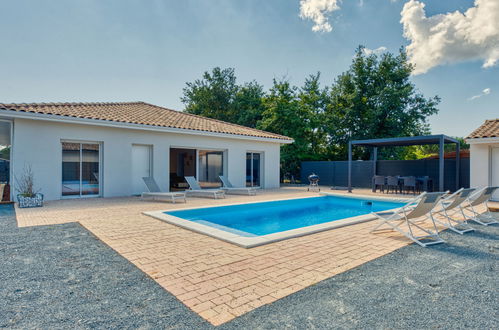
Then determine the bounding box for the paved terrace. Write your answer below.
[13,187,493,326]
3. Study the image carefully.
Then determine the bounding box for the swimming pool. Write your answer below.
[144,194,405,248]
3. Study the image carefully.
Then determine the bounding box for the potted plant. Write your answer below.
[16,164,43,208]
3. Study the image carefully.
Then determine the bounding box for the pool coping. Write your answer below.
[143,193,410,248]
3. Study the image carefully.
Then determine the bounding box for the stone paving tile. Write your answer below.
[16,188,321,227]
[14,188,484,326]
[77,218,416,325]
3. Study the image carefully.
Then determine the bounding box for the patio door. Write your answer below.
[246,152,261,187]
[492,147,499,201]
[62,142,101,197]
[198,150,224,188]
[169,148,196,190]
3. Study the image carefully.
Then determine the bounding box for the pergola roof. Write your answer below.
[350,134,459,147]
[348,134,461,193]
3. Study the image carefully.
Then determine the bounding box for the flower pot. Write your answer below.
[17,193,44,208]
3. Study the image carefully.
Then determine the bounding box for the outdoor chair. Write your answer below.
[370,191,446,247]
[432,188,476,234]
[417,176,433,192]
[141,177,186,203]
[385,176,400,194]
[402,176,417,194]
[461,186,499,226]
[373,175,385,193]
[184,176,226,199]
[219,175,257,195]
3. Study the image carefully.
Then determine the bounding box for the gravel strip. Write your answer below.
[0,204,210,329]
[222,220,499,329]
[1,204,498,329]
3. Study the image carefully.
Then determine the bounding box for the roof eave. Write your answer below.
[0,109,294,144]
[466,136,499,144]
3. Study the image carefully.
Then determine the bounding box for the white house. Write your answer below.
[467,118,499,201]
[0,102,293,201]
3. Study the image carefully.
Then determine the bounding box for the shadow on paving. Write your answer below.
[1,204,498,329]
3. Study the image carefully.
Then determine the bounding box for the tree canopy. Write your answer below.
[181,46,443,180]
[324,46,440,161]
[181,67,264,128]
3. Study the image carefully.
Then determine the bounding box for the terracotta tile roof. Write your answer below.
[467,119,499,139]
[0,101,292,141]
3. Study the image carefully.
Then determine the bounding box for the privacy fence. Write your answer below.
[300,159,470,192]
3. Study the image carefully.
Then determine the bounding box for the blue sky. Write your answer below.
[0,0,497,138]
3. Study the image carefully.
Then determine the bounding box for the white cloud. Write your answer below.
[468,88,491,101]
[400,0,499,75]
[362,46,387,56]
[299,0,341,33]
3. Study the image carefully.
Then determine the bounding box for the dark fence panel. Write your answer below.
[300,161,335,186]
[301,158,470,191]
[459,159,470,190]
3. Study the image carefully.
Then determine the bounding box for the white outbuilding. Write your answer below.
[467,119,499,201]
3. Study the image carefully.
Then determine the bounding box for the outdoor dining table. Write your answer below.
[416,176,433,192]
[371,176,433,193]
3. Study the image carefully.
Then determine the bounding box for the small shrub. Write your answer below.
[16,164,40,197]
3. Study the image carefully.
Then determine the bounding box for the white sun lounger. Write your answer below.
[371,192,446,247]
[219,175,257,195]
[432,188,476,234]
[461,186,499,226]
[141,177,186,203]
[184,176,225,199]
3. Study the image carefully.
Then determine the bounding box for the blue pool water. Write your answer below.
[165,196,403,236]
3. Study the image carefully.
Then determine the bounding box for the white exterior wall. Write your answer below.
[12,118,282,201]
[469,139,499,201]
[470,143,490,188]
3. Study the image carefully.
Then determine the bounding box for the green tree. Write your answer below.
[404,137,469,160]
[181,46,441,180]
[233,81,265,128]
[259,78,310,180]
[298,73,329,160]
[181,67,265,128]
[324,46,440,160]
[181,67,237,122]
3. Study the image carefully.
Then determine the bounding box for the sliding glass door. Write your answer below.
[198,150,224,188]
[169,148,196,190]
[246,152,261,187]
[62,142,100,197]
[0,121,12,202]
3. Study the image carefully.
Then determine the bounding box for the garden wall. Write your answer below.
[300,159,470,192]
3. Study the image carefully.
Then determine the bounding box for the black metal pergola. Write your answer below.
[348,135,460,193]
